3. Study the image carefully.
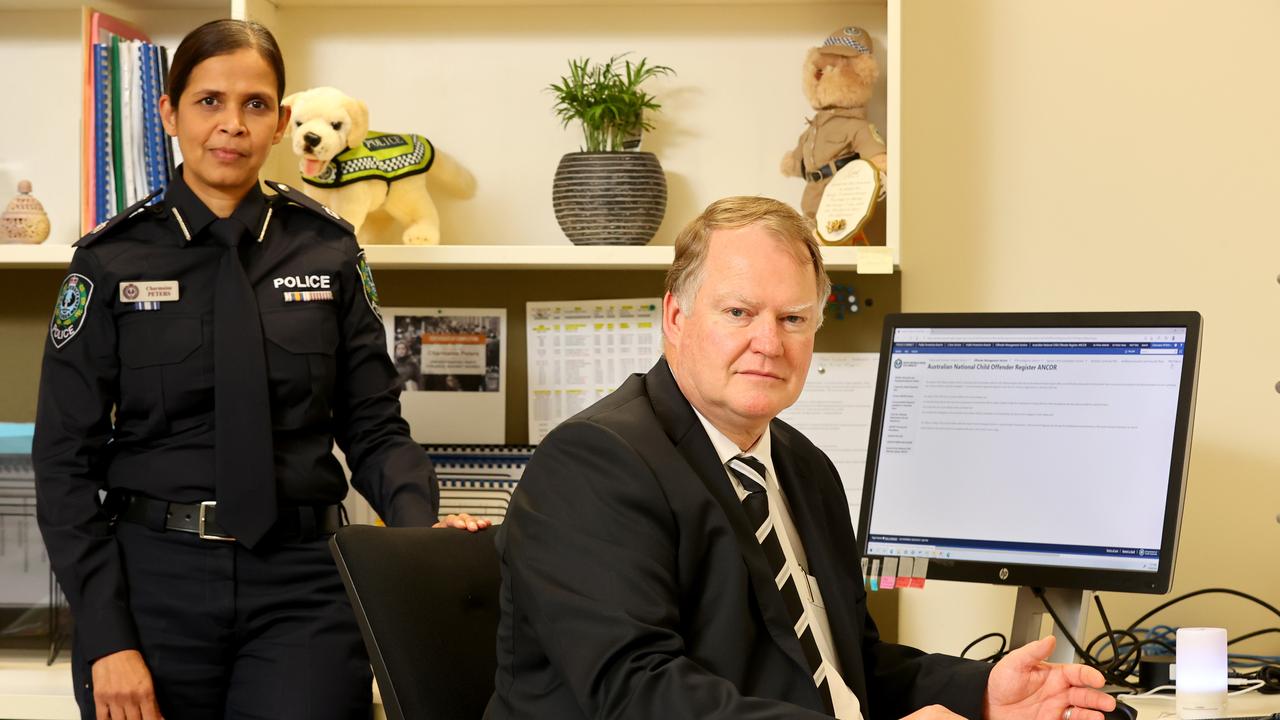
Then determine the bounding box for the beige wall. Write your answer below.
[895,0,1280,659]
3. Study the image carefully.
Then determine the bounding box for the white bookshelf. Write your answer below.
[0,651,79,720]
[0,0,899,262]
[0,649,391,720]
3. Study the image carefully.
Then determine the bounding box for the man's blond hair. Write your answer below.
[665,196,831,327]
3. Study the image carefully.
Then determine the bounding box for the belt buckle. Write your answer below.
[806,170,823,182]
[198,501,236,542]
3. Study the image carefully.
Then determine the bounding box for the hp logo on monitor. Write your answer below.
[998,568,1009,581]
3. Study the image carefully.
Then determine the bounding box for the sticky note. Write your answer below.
[881,557,898,590]
[856,246,894,274]
[896,557,914,588]
[913,558,929,588]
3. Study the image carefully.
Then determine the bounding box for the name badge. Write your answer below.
[119,281,180,303]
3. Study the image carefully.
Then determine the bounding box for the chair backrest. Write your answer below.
[330,525,500,720]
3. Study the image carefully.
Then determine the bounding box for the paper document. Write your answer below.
[383,307,507,443]
[778,352,879,539]
[526,298,663,443]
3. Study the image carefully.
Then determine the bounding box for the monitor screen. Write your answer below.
[857,312,1201,594]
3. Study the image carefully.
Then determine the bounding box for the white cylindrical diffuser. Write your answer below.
[1176,627,1228,719]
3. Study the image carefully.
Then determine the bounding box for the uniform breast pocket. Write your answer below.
[117,314,208,434]
[261,305,339,428]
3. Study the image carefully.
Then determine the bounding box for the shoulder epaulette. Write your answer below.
[75,189,163,248]
[263,180,354,233]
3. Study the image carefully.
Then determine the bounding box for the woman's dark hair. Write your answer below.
[166,19,286,107]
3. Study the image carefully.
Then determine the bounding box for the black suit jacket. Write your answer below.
[491,358,990,719]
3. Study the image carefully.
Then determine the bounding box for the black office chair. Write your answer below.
[330,525,500,720]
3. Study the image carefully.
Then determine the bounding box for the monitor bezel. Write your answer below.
[856,311,1202,594]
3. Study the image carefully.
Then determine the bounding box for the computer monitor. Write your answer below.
[857,312,1201,659]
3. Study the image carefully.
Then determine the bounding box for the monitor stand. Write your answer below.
[1009,587,1091,664]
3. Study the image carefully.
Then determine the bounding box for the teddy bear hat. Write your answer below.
[820,26,874,57]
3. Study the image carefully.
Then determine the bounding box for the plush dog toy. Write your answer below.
[282,86,475,245]
[781,26,888,222]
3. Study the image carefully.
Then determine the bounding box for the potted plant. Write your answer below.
[549,54,674,246]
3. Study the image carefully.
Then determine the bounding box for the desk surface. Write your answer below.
[2,648,1275,720]
[1120,693,1277,720]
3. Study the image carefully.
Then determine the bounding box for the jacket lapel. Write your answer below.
[643,359,818,691]
[770,421,871,707]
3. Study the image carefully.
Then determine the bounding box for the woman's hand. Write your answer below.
[432,512,492,532]
[91,649,163,720]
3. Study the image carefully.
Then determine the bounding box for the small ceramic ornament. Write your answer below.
[1,180,51,244]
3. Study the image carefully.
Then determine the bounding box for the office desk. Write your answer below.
[2,647,1275,720]
[1122,692,1278,720]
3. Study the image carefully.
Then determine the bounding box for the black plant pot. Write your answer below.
[552,152,668,246]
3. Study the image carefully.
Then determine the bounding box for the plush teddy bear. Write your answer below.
[781,26,888,228]
[282,86,475,245]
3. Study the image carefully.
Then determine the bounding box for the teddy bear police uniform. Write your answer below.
[33,165,439,710]
[785,26,889,218]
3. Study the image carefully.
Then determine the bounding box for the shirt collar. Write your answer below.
[165,165,268,244]
[690,404,773,472]
[814,106,868,122]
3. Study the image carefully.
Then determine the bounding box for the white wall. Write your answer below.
[897,0,1280,659]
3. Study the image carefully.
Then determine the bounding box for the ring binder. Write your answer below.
[424,444,535,524]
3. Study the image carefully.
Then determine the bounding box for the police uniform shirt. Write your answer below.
[32,168,439,663]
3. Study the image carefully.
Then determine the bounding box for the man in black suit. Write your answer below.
[491,197,1116,720]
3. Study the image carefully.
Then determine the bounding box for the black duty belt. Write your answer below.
[110,491,343,543]
[805,153,860,182]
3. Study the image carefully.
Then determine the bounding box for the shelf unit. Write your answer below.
[2,0,904,427]
[0,648,391,720]
[1,0,899,261]
[0,243,874,270]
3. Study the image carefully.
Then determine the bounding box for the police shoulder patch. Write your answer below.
[356,250,381,321]
[50,273,94,349]
[263,180,355,234]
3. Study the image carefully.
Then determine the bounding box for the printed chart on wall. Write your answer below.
[777,353,879,533]
[526,298,663,443]
[383,307,506,443]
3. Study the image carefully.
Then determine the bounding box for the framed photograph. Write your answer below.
[382,307,507,443]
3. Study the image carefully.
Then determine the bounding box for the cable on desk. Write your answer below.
[961,632,1007,662]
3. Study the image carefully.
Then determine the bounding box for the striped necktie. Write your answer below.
[727,454,836,715]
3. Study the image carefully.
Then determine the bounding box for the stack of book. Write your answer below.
[81,9,176,234]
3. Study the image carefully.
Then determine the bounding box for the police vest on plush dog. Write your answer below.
[282,86,475,245]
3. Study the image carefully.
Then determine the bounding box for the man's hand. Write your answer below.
[984,636,1115,720]
[432,512,492,532]
[91,649,163,720]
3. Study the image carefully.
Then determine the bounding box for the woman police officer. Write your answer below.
[33,19,488,720]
